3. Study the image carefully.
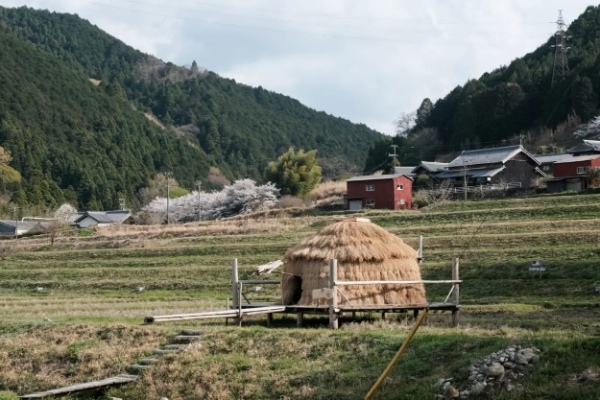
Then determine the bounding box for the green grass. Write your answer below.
[1,193,600,399]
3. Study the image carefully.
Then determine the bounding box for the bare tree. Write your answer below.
[395,112,416,137]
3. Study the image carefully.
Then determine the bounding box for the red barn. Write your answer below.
[346,174,413,210]
[546,155,600,193]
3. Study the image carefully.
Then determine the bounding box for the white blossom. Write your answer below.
[140,179,279,223]
[54,203,78,225]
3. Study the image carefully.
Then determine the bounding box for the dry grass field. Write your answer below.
[0,193,599,399]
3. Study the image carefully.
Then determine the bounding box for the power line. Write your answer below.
[72,0,552,46]
[86,0,561,28]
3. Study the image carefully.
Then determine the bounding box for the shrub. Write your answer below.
[276,195,305,209]
[412,191,429,208]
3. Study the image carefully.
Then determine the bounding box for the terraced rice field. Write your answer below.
[1,194,599,399]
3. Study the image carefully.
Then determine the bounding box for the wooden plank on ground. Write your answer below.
[145,306,285,323]
[19,375,137,399]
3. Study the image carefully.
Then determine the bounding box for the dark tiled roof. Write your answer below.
[417,161,449,173]
[436,167,504,179]
[447,145,539,168]
[0,220,43,230]
[74,210,132,224]
[567,140,600,154]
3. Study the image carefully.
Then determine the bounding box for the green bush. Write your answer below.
[0,391,18,400]
[413,191,429,208]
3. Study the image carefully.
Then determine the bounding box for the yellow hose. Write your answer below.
[364,309,429,400]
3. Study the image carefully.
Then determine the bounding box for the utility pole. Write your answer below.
[195,180,202,222]
[551,10,570,87]
[388,144,400,173]
[165,171,172,225]
[462,158,468,201]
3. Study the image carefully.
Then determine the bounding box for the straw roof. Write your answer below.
[282,218,426,306]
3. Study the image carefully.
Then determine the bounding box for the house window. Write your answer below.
[366,199,375,208]
[365,184,375,191]
[542,165,551,172]
[397,199,405,205]
[577,166,588,175]
[396,184,404,190]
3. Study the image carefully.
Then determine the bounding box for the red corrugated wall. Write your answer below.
[347,175,412,209]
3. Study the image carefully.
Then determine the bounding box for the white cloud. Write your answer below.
[2,0,594,134]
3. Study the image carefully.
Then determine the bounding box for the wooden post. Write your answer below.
[381,312,386,321]
[452,257,460,326]
[296,313,304,327]
[418,236,423,263]
[237,281,243,327]
[231,259,239,310]
[266,313,273,327]
[329,259,339,329]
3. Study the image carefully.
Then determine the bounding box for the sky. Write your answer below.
[2,0,596,134]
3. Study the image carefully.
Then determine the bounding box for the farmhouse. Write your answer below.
[0,220,50,236]
[74,210,133,228]
[435,145,543,188]
[412,161,449,186]
[545,154,600,193]
[281,218,426,306]
[346,173,412,210]
[412,161,449,178]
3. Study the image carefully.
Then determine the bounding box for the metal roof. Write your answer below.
[417,161,449,173]
[447,145,539,168]
[393,166,417,176]
[347,173,408,182]
[554,154,600,163]
[534,153,573,164]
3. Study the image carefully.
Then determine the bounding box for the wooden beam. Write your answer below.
[231,259,239,310]
[19,375,137,399]
[335,279,462,286]
[145,306,286,323]
[329,259,339,329]
[452,257,460,326]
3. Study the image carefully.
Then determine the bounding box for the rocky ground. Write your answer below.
[435,345,541,399]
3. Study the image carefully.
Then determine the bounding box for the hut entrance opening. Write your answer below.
[288,275,303,305]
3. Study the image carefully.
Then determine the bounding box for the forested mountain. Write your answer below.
[0,6,382,197]
[366,5,600,170]
[0,27,211,211]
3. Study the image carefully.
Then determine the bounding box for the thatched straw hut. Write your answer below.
[282,218,426,306]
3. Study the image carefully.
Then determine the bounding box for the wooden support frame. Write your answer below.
[231,259,239,311]
[451,257,460,326]
[329,259,339,329]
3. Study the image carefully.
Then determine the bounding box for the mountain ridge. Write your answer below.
[0,5,383,210]
[365,5,600,169]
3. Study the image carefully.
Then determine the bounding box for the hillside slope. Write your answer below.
[0,28,210,210]
[0,6,382,181]
[367,5,600,169]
